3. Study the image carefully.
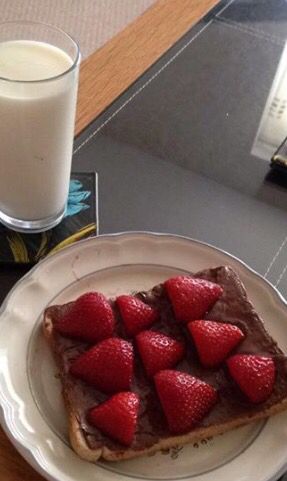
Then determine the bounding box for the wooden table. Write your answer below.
[0,1,220,479]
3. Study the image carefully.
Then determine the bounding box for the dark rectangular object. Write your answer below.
[271,137,287,173]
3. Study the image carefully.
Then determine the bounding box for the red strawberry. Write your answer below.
[88,392,140,446]
[155,370,217,434]
[188,320,244,367]
[164,276,223,323]
[70,337,133,393]
[116,295,158,336]
[227,354,275,403]
[55,292,115,343]
[136,330,185,377]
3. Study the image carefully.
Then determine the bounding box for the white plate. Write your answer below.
[1,232,287,481]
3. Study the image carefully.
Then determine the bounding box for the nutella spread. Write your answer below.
[44,266,287,452]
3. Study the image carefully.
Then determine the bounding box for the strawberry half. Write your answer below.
[55,292,115,343]
[164,276,223,323]
[227,354,275,403]
[136,330,185,377]
[154,370,217,434]
[70,337,134,393]
[116,295,159,336]
[188,320,244,367]
[88,392,140,446]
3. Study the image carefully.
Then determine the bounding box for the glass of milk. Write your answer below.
[0,21,81,232]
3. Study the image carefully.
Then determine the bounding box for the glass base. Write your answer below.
[0,206,65,233]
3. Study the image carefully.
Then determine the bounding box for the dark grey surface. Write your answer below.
[102,18,285,206]
[73,133,287,277]
[217,0,287,42]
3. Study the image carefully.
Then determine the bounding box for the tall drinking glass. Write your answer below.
[0,21,80,232]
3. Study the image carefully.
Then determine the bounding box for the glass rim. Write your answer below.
[0,20,81,83]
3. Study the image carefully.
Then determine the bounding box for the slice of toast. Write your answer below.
[43,266,287,462]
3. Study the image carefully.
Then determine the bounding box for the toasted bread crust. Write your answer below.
[43,312,287,462]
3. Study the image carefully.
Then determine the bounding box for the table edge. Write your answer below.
[75,0,221,135]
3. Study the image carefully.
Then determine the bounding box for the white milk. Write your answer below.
[0,40,78,221]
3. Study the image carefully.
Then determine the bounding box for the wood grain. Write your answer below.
[0,432,46,481]
[0,1,220,479]
[75,0,220,135]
